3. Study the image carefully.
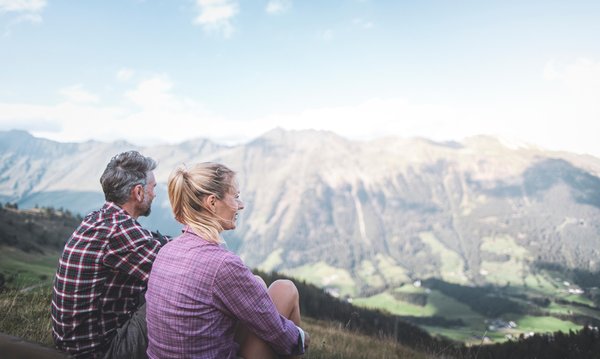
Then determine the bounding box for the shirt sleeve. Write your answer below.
[102,219,163,282]
[213,255,303,356]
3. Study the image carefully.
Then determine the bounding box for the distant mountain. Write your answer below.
[2,129,600,296]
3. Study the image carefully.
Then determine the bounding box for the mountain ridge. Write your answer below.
[2,129,600,297]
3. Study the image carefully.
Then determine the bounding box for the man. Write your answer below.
[52,151,169,358]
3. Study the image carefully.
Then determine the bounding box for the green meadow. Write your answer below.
[0,246,59,288]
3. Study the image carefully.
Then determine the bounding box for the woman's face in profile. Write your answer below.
[214,180,244,231]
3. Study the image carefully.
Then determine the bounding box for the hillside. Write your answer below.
[3,129,600,291]
[1,206,600,358]
[0,204,80,288]
[0,207,440,358]
[0,287,429,359]
[2,129,600,344]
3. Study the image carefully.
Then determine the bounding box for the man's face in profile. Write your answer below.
[139,171,157,217]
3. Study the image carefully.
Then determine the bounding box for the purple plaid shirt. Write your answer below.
[52,202,164,358]
[146,228,302,359]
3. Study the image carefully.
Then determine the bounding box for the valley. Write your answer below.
[2,129,600,346]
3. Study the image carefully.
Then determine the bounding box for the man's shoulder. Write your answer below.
[79,203,150,239]
[100,203,147,231]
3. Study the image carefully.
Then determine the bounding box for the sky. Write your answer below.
[1,0,599,156]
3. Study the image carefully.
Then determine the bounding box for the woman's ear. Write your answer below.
[204,194,216,211]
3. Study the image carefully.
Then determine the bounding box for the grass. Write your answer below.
[419,232,468,284]
[0,285,430,359]
[355,288,483,326]
[282,261,357,297]
[513,315,580,334]
[0,287,54,346]
[374,254,410,284]
[354,291,435,316]
[258,248,283,272]
[302,317,428,359]
[0,246,59,288]
[479,235,532,286]
[357,260,386,288]
[2,243,598,355]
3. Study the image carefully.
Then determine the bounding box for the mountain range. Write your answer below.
[2,129,600,297]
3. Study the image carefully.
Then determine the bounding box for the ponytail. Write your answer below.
[167,163,236,243]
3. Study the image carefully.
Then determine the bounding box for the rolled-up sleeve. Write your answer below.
[213,256,303,355]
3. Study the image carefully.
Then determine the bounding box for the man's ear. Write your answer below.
[133,184,144,202]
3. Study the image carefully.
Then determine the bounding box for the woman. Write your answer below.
[145,163,308,359]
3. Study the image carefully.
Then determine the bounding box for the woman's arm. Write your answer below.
[213,255,305,356]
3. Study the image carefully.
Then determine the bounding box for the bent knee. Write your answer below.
[268,279,299,300]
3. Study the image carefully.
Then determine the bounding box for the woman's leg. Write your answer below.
[238,279,302,359]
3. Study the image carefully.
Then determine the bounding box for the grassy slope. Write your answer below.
[0,287,428,359]
[0,246,59,288]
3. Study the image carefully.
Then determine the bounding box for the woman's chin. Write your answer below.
[221,222,236,231]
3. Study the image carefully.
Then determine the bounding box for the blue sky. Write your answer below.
[1,0,599,156]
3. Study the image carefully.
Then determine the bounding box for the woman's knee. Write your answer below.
[268,279,299,301]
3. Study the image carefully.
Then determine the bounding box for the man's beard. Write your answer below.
[141,206,152,217]
[139,200,152,217]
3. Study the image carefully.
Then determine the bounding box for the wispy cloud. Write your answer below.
[265,0,291,15]
[319,28,334,41]
[0,74,224,145]
[116,68,135,82]
[193,0,239,38]
[0,0,46,35]
[0,0,46,13]
[543,58,600,95]
[352,18,373,29]
[59,85,100,104]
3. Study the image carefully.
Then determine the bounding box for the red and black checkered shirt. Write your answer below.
[51,202,164,358]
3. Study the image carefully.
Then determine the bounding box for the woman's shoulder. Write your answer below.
[214,249,251,280]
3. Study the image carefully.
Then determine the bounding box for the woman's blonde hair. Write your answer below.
[168,162,236,243]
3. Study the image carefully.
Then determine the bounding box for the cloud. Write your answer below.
[116,68,135,82]
[256,98,468,142]
[249,88,600,158]
[121,75,225,144]
[0,0,45,24]
[1,0,46,35]
[543,58,600,96]
[2,57,600,158]
[59,85,100,104]
[0,0,46,13]
[0,74,224,145]
[265,0,291,15]
[0,101,126,141]
[352,18,373,29]
[319,29,334,41]
[193,0,238,38]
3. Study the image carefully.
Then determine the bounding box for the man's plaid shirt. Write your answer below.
[51,202,164,358]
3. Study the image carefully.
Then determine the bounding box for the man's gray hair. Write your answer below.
[100,151,157,205]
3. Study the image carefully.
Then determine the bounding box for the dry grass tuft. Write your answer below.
[0,287,54,346]
[302,317,429,359]
[0,288,437,358]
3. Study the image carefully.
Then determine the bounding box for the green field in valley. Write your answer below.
[0,246,59,288]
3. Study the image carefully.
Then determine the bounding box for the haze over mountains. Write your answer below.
[2,129,600,296]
